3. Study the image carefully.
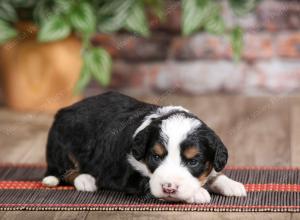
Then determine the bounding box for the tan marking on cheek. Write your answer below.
[153,143,166,156]
[198,162,213,186]
[184,146,200,159]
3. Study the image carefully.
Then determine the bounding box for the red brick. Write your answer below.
[153,61,247,94]
[244,60,300,94]
[109,61,160,90]
[171,34,230,60]
[171,33,274,61]
[242,33,274,61]
[276,32,300,58]
[257,0,300,31]
[221,0,260,31]
[91,60,250,95]
[107,60,300,95]
[93,33,171,61]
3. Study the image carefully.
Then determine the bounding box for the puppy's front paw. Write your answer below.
[74,174,97,192]
[187,187,211,203]
[209,175,246,197]
[42,176,59,187]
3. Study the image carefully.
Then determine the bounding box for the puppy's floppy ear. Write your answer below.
[132,126,151,161]
[199,125,228,172]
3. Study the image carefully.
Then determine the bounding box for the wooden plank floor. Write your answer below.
[0,94,300,219]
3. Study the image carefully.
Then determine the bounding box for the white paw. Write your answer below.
[42,176,59,187]
[74,174,97,192]
[209,175,247,197]
[187,187,211,203]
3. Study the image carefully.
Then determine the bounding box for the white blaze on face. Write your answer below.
[149,115,202,201]
[133,106,189,138]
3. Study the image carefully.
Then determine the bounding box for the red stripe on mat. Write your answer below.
[0,163,300,171]
[245,184,300,192]
[0,181,74,190]
[0,203,300,209]
[225,166,300,171]
[1,181,300,192]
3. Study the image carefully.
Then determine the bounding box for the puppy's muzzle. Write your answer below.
[162,183,179,194]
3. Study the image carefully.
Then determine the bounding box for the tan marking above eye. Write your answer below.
[183,146,200,159]
[153,143,167,156]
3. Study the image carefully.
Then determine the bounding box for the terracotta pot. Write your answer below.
[0,22,82,112]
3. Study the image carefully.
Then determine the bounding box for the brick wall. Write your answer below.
[93,0,300,95]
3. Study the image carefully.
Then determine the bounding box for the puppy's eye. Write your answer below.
[151,154,161,162]
[187,159,199,167]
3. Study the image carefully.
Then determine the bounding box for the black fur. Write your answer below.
[45,91,228,194]
[195,124,228,172]
[45,91,156,194]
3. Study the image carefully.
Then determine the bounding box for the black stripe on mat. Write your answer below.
[1,167,300,185]
[0,190,299,212]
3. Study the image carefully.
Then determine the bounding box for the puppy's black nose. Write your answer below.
[162,183,178,194]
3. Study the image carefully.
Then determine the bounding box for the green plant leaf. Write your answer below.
[84,48,112,86]
[38,14,71,42]
[74,64,92,94]
[231,26,244,61]
[0,2,18,22]
[144,0,165,21]
[182,0,219,36]
[204,15,225,35]
[0,20,18,44]
[96,0,133,33]
[124,1,150,37]
[54,0,73,13]
[69,2,96,33]
[96,0,131,15]
[229,0,260,16]
[34,0,65,25]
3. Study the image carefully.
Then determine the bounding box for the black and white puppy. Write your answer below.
[42,91,246,203]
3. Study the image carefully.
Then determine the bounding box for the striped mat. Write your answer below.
[0,164,299,212]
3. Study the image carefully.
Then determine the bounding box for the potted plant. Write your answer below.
[0,0,259,112]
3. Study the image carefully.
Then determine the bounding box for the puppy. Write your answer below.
[42,91,246,203]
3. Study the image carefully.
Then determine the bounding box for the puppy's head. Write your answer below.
[131,111,228,201]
